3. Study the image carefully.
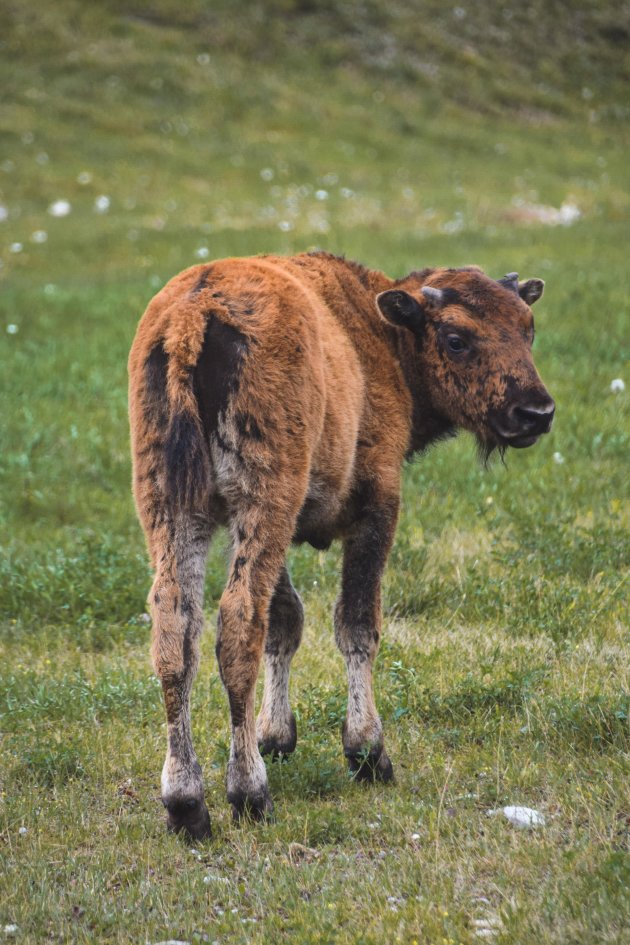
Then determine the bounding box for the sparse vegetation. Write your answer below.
[0,1,628,942]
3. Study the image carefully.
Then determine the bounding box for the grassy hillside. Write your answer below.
[0,2,629,943]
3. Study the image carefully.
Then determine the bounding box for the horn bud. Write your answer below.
[499,272,519,292]
[421,286,444,307]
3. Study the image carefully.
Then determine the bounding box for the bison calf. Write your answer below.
[128,252,554,838]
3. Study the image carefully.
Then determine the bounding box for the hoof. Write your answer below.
[258,714,297,759]
[228,786,274,823]
[346,748,394,784]
[164,797,212,841]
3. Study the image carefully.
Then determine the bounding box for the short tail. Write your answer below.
[133,335,212,516]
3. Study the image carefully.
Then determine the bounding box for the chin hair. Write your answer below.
[476,435,507,468]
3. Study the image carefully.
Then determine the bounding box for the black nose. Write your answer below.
[511,398,555,435]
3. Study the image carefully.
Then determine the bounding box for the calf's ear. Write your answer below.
[518,278,545,305]
[376,289,425,335]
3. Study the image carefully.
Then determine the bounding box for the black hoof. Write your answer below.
[258,715,297,759]
[164,797,212,841]
[228,787,274,823]
[346,748,394,784]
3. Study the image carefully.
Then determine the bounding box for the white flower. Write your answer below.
[315,189,328,201]
[77,171,93,185]
[94,195,110,213]
[31,230,47,243]
[278,220,293,232]
[610,378,625,392]
[18,826,27,835]
[260,168,274,181]
[48,199,71,217]
[6,324,18,334]
[9,242,22,253]
[195,246,209,259]
[553,452,564,465]
[0,205,8,221]
[4,926,18,936]
[558,201,581,225]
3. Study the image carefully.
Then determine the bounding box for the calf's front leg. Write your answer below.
[335,493,399,781]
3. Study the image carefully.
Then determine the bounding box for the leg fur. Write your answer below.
[150,514,213,838]
[335,491,399,782]
[257,567,304,756]
[217,499,304,820]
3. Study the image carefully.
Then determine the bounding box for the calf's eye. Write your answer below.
[447,334,467,354]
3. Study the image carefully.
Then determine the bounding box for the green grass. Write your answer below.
[1,1,629,942]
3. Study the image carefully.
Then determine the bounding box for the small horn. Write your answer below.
[498,272,519,293]
[421,286,444,306]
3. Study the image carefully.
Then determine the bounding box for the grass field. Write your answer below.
[1,1,629,942]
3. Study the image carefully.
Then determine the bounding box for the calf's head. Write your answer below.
[377,267,555,456]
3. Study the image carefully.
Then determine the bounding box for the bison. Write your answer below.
[128,252,554,839]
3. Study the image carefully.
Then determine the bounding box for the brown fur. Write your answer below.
[128,252,554,837]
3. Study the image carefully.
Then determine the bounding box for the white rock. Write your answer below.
[488,805,545,828]
[152,941,190,945]
[610,378,625,392]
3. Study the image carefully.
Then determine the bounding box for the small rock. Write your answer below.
[487,805,545,829]
[152,941,190,945]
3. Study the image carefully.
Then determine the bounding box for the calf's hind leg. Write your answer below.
[217,500,303,821]
[335,492,398,782]
[150,515,213,839]
[257,567,304,757]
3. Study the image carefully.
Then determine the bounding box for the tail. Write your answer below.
[132,331,212,516]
